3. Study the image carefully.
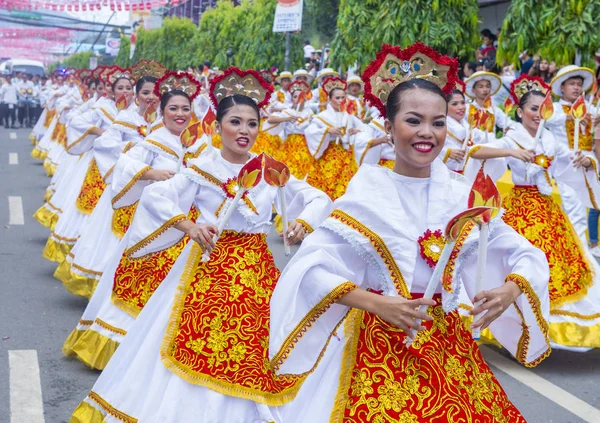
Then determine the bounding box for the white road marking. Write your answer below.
[9,350,45,423]
[9,153,18,165]
[9,132,17,139]
[482,347,600,423]
[8,196,24,225]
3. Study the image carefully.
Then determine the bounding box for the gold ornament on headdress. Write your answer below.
[100,66,116,84]
[321,77,347,95]
[363,43,459,116]
[91,66,105,80]
[107,67,134,85]
[131,59,167,82]
[154,71,201,100]
[509,75,550,102]
[209,67,274,109]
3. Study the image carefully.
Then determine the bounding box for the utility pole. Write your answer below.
[284,32,291,71]
[88,12,116,53]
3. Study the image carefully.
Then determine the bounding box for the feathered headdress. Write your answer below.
[362,42,460,117]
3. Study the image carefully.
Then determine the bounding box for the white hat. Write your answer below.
[317,67,339,83]
[550,65,594,97]
[464,71,502,99]
[346,75,364,91]
[276,71,293,83]
[292,69,314,84]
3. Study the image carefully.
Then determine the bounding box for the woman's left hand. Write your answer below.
[572,151,592,169]
[281,220,306,245]
[471,281,522,330]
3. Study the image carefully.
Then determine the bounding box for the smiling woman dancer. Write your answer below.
[70,68,332,423]
[269,43,551,423]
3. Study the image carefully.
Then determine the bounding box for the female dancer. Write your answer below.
[468,85,600,351]
[63,71,204,369]
[269,44,551,423]
[264,80,315,179]
[55,75,160,299]
[41,69,134,264]
[70,92,332,422]
[305,78,365,200]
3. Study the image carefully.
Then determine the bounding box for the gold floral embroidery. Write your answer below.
[75,159,106,215]
[124,214,187,257]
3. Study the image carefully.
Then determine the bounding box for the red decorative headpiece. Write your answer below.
[455,79,466,94]
[107,67,134,85]
[259,69,276,85]
[288,80,311,95]
[131,59,167,82]
[322,76,347,95]
[154,71,201,101]
[362,42,460,117]
[209,67,274,109]
[509,74,550,103]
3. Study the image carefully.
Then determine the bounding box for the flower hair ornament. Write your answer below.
[509,74,550,103]
[362,42,460,117]
[321,76,347,95]
[154,70,201,101]
[131,59,167,82]
[209,67,274,109]
[107,67,135,86]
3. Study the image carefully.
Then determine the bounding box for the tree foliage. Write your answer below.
[115,35,131,68]
[121,1,302,71]
[302,0,340,46]
[498,0,600,67]
[330,0,480,69]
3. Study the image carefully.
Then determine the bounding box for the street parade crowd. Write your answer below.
[20,37,600,422]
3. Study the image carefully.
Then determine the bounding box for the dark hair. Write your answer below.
[386,79,446,121]
[111,76,133,92]
[159,90,191,113]
[328,87,345,99]
[87,79,97,89]
[481,28,496,41]
[446,89,465,102]
[515,90,545,123]
[464,62,478,73]
[135,75,157,93]
[215,94,260,123]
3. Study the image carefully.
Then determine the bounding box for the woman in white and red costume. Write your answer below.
[269,43,551,423]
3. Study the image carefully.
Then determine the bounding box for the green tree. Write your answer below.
[498,0,600,67]
[330,0,480,69]
[60,51,94,69]
[237,0,303,70]
[115,35,131,68]
[302,0,340,47]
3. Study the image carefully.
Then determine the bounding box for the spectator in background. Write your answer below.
[528,58,555,83]
[304,40,315,65]
[476,28,497,61]
[0,75,18,129]
[463,62,477,80]
[519,50,535,75]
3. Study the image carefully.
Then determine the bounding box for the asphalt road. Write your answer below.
[1,127,599,423]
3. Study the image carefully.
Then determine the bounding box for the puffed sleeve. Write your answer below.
[269,228,377,376]
[66,108,103,155]
[124,173,198,258]
[274,176,332,234]
[552,137,600,209]
[93,125,128,182]
[111,144,156,209]
[305,116,335,159]
[458,222,551,367]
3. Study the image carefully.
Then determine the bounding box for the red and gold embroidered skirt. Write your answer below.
[307,142,358,201]
[111,206,200,317]
[160,231,302,405]
[76,159,107,215]
[111,201,139,238]
[502,186,593,307]
[333,294,525,422]
[282,133,315,179]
